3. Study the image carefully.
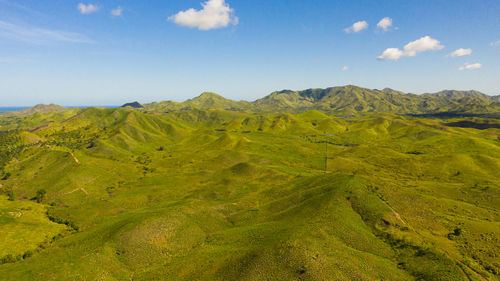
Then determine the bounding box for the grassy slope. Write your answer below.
[0,195,69,257]
[0,108,498,280]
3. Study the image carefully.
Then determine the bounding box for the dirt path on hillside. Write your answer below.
[378,197,408,227]
[44,146,80,165]
[68,151,80,164]
[66,187,88,195]
[30,125,49,132]
[456,259,489,281]
[61,111,83,123]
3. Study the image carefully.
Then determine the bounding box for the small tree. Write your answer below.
[36,189,46,203]
[7,189,15,201]
[22,250,34,259]
[1,172,11,180]
[1,254,15,264]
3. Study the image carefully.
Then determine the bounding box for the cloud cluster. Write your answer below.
[449,48,472,57]
[77,3,99,14]
[377,36,444,60]
[491,40,500,47]
[342,66,349,71]
[111,6,123,17]
[344,21,368,33]
[0,20,93,44]
[458,62,482,71]
[377,17,392,31]
[169,0,238,31]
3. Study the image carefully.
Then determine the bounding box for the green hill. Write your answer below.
[0,104,68,117]
[0,104,498,280]
[184,92,251,110]
[142,92,252,113]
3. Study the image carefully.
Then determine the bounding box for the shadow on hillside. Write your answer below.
[407,112,500,119]
[443,121,500,130]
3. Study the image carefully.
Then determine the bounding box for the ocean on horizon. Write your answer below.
[0,106,119,113]
[0,107,31,112]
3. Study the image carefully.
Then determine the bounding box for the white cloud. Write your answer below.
[377,48,404,60]
[168,0,238,31]
[111,6,123,17]
[78,3,99,15]
[342,66,349,71]
[458,62,482,71]
[491,40,500,47]
[344,21,368,33]
[377,36,444,60]
[449,48,472,57]
[0,20,93,44]
[377,17,392,31]
[403,36,444,56]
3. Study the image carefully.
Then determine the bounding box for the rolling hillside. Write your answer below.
[0,104,499,280]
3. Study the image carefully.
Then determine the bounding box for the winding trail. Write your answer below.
[66,187,88,195]
[382,200,407,226]
[30,125,49,132]
[68,151,80,164]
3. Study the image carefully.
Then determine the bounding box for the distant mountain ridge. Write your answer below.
[141,85,500,116]
[5,86,500,117]
[121,102,144,108]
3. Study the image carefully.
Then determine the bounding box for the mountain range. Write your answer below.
[2,85,499,117]
[140,85,500,116]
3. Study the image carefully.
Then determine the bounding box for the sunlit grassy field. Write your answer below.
[0,107,499,280]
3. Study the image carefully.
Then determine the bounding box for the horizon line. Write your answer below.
[1,84,498,107]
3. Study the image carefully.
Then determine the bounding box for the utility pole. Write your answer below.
[303,133,335,174]
[324,133,335,174]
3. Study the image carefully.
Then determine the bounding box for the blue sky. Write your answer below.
[0,0,499,106]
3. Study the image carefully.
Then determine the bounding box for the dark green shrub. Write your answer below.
[1,254,16,264]
[35,189,46,203]
[7,190,15,201]
[22,250,34,259]
[1,172,11,180]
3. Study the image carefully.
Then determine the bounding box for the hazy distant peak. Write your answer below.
[32,103,66,109]
[121,102,144,108]
[381,88,406,95]
[199,92,232,99]
[14,104,68,116]
[275,90,295,94]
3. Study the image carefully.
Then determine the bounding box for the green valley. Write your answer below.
[0,86,499,280]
